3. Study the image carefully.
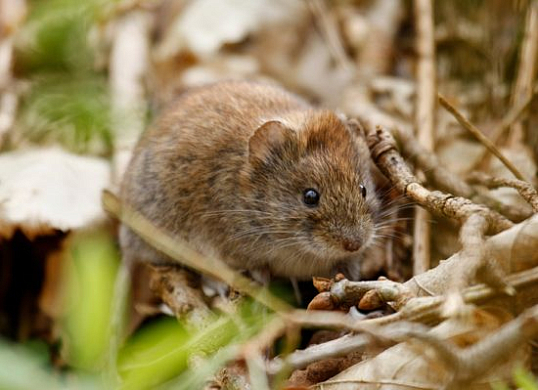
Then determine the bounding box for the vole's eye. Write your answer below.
[303,189,320,207]
[359,184,367,198]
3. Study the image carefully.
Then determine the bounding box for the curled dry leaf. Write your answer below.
[316,308,527,390]
[0,148,110,239]
[404,214,538,313]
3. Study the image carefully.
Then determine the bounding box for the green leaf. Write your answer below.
[514,366,538,390]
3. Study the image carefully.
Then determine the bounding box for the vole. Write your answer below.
[120,80,380,280]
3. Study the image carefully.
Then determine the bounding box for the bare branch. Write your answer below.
[472,85,538,172]
[467,171,538,212]
[438,94,529,183]
[364,123,514,234]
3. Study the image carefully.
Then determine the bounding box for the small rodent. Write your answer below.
[120,80,380,280]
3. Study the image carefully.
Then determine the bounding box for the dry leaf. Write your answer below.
[316,309,527,389]
[0,148,110,238]
[156,0,304,59]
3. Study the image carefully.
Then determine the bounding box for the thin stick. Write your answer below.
[365,123,514,234]
[467,171,538,212]
[472,85,538,171]
[438,94,529,182]
[413,0,437,275]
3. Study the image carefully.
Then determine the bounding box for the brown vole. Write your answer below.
[120,81,380,280]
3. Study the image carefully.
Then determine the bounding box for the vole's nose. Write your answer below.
[342,238,362,252]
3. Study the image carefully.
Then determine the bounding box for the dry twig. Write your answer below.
[349,96,531,224]
[467,171,538,212]
[347,97,474,198]
[438,94,529,182]
[364,123,513,233]
[274,262,538,375]
[472,85,538,172]
[267,333,369,375]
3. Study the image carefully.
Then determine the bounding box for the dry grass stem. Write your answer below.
[413,0,436,152]
[438,94,529,182]
[106,258,131,387]
[456,214,488,288]
[472,85,538,172]
[442,215,493,316]
[412,0,436,276]
[413,208,431,275]
[242,317,287,357]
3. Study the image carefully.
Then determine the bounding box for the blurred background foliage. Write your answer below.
[11,0,114,155]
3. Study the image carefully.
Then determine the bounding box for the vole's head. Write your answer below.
[241,111,380,278]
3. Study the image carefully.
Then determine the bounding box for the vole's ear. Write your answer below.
[248,120,294,164]
[345,117,371,154]
[345,118,366,140]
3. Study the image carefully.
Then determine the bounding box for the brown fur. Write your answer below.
[120,81,380,279]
